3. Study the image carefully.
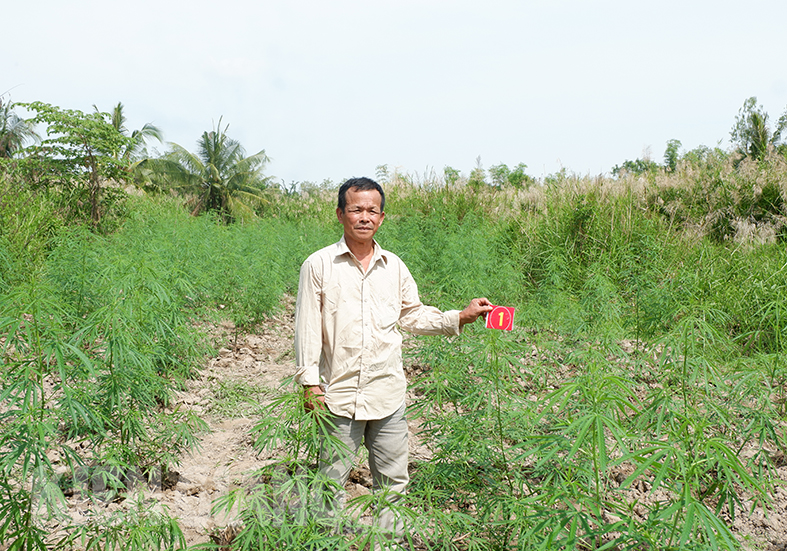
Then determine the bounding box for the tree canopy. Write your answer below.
[14,102,132,228]
[730,97,787,161]
[100,102,163,161]
[137,120,272,223]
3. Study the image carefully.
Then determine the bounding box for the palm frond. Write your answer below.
[134,120,273,222]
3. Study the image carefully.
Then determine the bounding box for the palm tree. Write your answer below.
[0,96,38,158]
[97,102,163,161]
[139,119,272,223]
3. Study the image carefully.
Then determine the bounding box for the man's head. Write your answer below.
[337,177,385,213]
[336,177,385,248]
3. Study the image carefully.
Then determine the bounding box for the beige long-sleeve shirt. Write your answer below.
[294,236,461,420]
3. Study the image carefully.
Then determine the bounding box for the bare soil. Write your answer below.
[55,296,787,550]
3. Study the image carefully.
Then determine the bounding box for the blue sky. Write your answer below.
[6,0,787,185]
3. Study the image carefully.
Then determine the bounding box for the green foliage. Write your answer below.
[680,144,729,168]
[136,119,272,223]
[0,277,77,550]
[0,225,211,512]
[443,165,460,186]
[14,102,133,230]
[0,195,320,548]
[210,383,358,550]
[730,96,787,161]
[0,171,64,282]
[101,101,163,162]
[0,96,38,158]
[663,138,682,172]
[55,497,186,551]
[379,207,523,309]
[404,318,779,550]
[209,379,272,418]
[646,150,785,243]
[467,156,488,188]
[612,157,660,177]
[489,162,533,189]
[4,112,787,549]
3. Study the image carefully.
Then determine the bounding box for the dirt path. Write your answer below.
[159,302,301,544]
[151,298,429,545]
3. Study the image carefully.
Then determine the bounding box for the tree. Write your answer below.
[663,139,682,173]
[15,102,131,228]
[468,156,487,188]
[611,158,660,177]
[138,119,271,223]
[489,162,532,189]
[0,96,38,158]
[443,166,460,186]
[730,97,787,161]
[97,102,163,161]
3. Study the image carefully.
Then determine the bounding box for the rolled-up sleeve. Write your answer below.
[294,257,323,387]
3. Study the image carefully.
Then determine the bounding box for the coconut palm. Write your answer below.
[0,97,38,158]
[139,119,272,223]
[97,102,163,161]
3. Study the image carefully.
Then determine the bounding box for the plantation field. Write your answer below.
[2,147,787,550]
[38,298,787,550]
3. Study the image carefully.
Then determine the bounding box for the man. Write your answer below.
[294,177,492,539]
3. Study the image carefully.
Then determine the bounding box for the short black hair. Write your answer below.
[337,177,385,212]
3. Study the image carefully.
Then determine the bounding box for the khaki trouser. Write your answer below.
[320,401,409,539]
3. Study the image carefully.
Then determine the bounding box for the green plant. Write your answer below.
[612,157,660,177]
[99,102,163,162]
[618,312,770,549]
[210,383,355,549]
[731,97,787,161]
[443,165,460,186]
[0,205,223,546]
[208,469,350,551]
[136,119,272,223]
[0,96,38,158]
[620,419,762,550]
[489,162,532,189]
[408,328,542,548]
[54,497,186,551]
[0,276,92,550]
[15,102,132,229]
[4,131,787,549]
[0,172,64,282]
[468,156,487,188]
[210,379,272,418]
[664,139,682,172]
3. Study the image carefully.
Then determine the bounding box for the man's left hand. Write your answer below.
[459,297,494,327]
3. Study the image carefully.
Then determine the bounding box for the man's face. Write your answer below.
[337,187,385,247]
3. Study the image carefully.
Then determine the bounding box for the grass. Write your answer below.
[208,379,273,419]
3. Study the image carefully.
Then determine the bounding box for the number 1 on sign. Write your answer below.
[486,305,515,331]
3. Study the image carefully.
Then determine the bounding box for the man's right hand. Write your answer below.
[459,297,494,327]
[303,386,326,411]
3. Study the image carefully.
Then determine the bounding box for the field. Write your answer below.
[2,150,787,550]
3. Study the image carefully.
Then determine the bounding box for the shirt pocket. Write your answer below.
[322,284,342,316]
[375,291,401,328]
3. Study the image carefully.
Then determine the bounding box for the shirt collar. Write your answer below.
[337,235,389,266]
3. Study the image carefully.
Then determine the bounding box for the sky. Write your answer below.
[5,0,787,185]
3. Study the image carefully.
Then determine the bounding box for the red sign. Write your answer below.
[486,305,515,331]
